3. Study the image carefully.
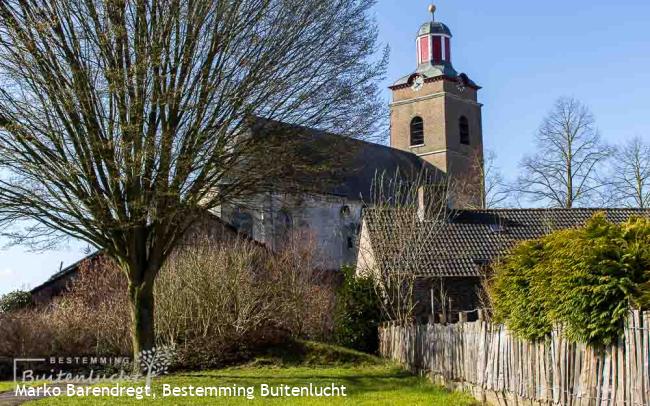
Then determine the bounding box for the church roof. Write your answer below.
[249,117,443,202]
[362,208,650,278]
[418,21,452,37]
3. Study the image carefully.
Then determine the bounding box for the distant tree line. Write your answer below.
[459,96,650,209]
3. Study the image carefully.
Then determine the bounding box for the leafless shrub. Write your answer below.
[156,232,333,347]
[268,231,336,340]
[0,257,130,357]
[0,235,333,366]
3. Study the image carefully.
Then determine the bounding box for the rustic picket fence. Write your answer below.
[379,310,650,405]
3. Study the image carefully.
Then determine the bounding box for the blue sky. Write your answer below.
[2,0,650,294]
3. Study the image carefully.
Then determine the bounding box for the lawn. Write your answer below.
[0,380,48,393]
[16,365,475,405]
[0,380,18,392]
[2,342,478,405]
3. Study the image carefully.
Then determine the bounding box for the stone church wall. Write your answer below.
[221,192,363,271]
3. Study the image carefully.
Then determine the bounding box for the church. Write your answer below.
[31,7,650,320]
[216,4,487,268]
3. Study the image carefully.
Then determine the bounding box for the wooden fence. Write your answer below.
[379,310,650,405]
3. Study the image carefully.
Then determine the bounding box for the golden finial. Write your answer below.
[428,4,436,21]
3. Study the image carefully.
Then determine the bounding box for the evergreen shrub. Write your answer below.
[489,213,650,346]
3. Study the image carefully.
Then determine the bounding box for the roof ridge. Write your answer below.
[251,115,430,162]
[462,208,650,212]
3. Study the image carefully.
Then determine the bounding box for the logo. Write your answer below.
[138,346,175,388]
[11,346,176,400]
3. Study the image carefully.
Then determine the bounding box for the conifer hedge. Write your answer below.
[489,213,650,346]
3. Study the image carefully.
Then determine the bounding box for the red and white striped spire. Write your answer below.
[416,4,452,66]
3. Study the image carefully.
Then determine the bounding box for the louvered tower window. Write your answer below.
[459,116,470,145]
[410,116,424,146]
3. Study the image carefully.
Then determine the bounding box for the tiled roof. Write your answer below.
[363,208,650,278]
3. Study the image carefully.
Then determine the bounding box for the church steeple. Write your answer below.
[416,5,453,69]
[388,4,485,209]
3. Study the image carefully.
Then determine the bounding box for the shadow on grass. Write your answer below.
[251,340,382,367]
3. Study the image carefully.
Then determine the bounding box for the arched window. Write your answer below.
[410,116,424,146]
[459,116,470,145]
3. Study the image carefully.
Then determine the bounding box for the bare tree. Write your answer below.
[609,137,650,208]
[356,170,450,324]
[451,149,508,209]
[0,0,387,358]
[513,97,612,208]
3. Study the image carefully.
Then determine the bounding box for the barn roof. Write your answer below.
[362,208,650,278]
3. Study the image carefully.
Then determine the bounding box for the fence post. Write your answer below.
[459,312,468,323]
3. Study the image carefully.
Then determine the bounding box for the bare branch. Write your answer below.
[512,97,612,208]
[0,0,387,355]
[608,137,650,208]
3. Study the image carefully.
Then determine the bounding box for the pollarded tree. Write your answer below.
[513,97,612,208]
[610,137,650,209]
[0,0,387,358]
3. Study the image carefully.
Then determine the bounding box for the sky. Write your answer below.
[2,0,650,295]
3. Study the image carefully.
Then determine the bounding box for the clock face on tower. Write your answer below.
[456,75,466,93]
[411,75,424,91]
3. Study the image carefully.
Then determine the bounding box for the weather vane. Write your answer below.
[428,4,436,22]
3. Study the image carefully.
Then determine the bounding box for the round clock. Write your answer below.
[456,75,467,93]
[411,75,424,91]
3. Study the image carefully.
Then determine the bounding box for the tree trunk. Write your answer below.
[128,278,156,364]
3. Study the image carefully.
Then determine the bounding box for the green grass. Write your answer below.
[22,365,477,405]
[0,380,48,393]
[4,341,478,405]
[0,380,17,392]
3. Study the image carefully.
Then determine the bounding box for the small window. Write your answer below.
[410,116,424,146]
[459,116,470,145]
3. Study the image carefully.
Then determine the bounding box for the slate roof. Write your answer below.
[363,208,650,278]
[30,250,103,294]
[250,117,444,202]
[418,22,453,37]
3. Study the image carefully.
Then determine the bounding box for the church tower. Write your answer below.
[389,5,484,208]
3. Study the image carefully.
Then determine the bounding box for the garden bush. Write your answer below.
[489,213,650,346]
[333,266,382,354]
[0,290,32,313]
[156,235,335,369]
